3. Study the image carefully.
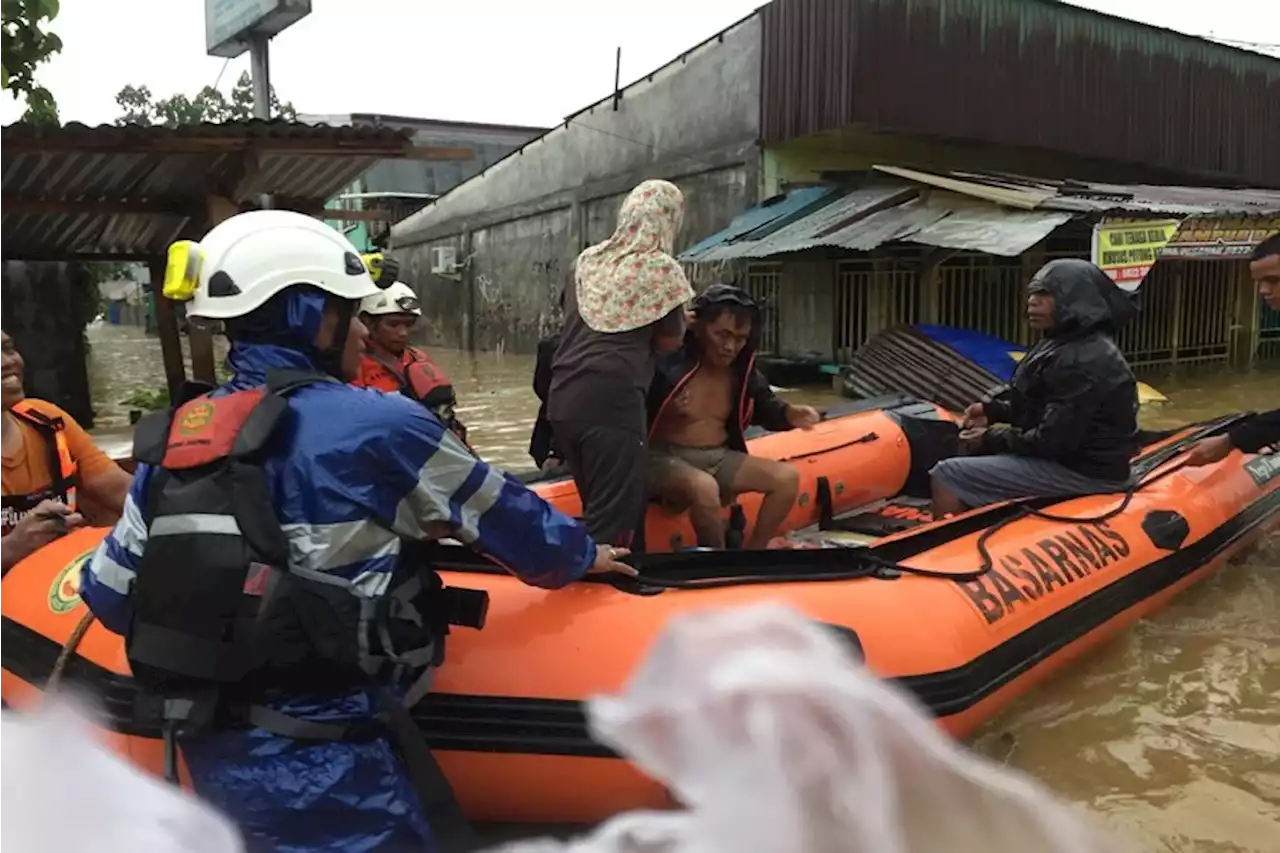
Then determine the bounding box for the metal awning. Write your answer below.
[1,120,472,261]
[680,183,1070,261]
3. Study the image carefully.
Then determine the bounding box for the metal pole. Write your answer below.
[612,47,622,111]
[249,32,273,209]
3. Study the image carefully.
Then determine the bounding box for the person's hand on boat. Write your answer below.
[958,426,987,454]
[2,500,84,563]
[786,404,821,430]
[962,402,988,429]
[1185,434,1234,466]
[587,543,638,577]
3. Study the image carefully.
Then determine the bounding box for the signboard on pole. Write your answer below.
[1159,216,1280,261]
[1091,218,1179,289]
[206,0,312,59]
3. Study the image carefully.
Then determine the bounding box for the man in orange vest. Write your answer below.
[1,329,132,571]
[352,263,469,446]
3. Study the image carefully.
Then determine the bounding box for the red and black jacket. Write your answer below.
[645,333,792,452]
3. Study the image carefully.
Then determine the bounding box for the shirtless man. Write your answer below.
[646,285,820,548]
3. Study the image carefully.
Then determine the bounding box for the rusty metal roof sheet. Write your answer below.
[839,324,1001,413]
[2,120,420,261]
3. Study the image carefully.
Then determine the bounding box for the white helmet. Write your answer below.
[185,210,381,320]
[359,282,422,317]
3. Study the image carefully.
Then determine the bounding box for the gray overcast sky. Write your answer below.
[2,1,1276,127]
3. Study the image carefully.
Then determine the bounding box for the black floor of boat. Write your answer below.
[822,496,934,539]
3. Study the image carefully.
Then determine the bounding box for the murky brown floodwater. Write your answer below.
[86,323,1279,851]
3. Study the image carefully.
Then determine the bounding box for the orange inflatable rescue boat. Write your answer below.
[2,400,1277,825]
[523,395,947,552]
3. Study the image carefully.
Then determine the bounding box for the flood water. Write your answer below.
[86,323,1280,851]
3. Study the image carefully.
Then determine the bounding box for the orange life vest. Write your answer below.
[1,402,78,536]
[354,348,468,445]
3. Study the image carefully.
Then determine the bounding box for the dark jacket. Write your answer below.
[529,332,560,466]
[980,259,1140,482]
[1228,408,1280,453]
[646,329,793,452]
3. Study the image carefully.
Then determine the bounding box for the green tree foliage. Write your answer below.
[115,71,297,126]
[1,0,62,124]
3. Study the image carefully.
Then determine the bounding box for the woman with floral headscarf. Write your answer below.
[547,179,695,551]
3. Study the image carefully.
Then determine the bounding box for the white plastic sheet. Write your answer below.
[489,603,1126,853]
[1,695,245,853]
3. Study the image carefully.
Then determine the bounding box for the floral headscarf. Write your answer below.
[575,179,695,334]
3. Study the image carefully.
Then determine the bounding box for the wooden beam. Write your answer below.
[149,258,187,398]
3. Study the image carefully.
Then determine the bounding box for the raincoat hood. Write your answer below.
[575,179,695,334]
[1029,259,1138,337]
[222,287,337,385]
[690,283,764,364]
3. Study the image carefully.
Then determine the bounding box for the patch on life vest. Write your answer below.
[179,400,216,435]
[163,388,268,470]
[1244,453,1280,487]
[48,548,94,614]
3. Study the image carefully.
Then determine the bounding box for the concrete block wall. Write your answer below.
[391,14,764,354]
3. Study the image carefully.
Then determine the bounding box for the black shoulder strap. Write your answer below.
[132,408,177,466]
[10,406,74,494]
[177,380,217,405]
[9,405,63,432]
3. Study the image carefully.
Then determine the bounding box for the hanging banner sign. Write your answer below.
[1159,217,1280,261]
[1091,219,1180,288]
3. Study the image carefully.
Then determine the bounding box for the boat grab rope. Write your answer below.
[617,413,1253,592]
[46,609,97,693]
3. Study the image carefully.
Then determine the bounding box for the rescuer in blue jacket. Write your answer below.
[79,210,633,852]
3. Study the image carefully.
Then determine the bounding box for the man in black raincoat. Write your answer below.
[930,259,1140,517]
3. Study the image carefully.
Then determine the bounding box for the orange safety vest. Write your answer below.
[356,348,454,406]
[2,402,79,535]
[354,348,471,449]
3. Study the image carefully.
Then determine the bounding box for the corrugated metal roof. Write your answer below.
[761,0,1280,186]
[681,185,914,261]
[678,185,840,260]
[2,121,418,261]
[899,197,1072,256]
[872,165,1280,216]
[680,183,1069,260]
[839,325,1003,413]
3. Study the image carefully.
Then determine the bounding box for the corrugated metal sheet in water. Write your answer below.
[840,325,1004,413]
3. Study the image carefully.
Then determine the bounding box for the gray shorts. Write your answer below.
[648,442,747,506]
[929,454,1131,509]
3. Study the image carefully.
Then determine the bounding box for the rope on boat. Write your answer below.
[47,609,96,693]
